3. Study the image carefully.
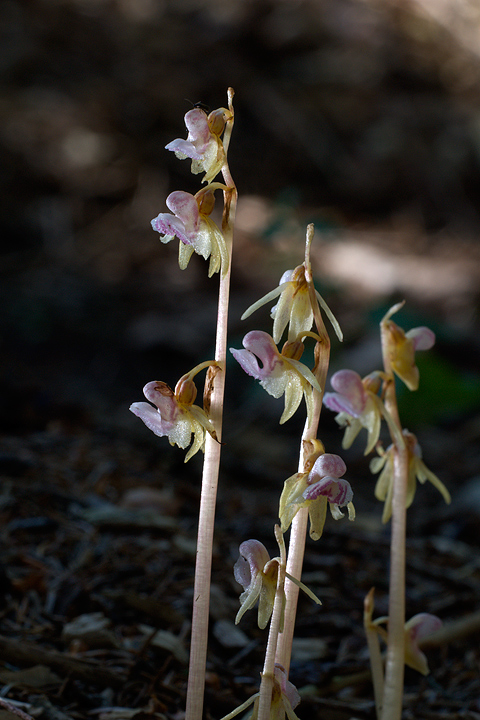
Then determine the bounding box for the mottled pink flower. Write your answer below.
[234,539,279,629]
[404,613,442,675]
[130,376,216,462]
[323,369,383,455]
[230,331,321,424]
[151,189,228,276]
[165,107,224,183]
[279,453,354,541]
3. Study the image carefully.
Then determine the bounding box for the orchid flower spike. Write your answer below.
[165,106,227,184]
[381,303,435,391]
[371,430,451,523]
[404,613,443,675]
[230,330,322,425]
[129,362,218,462]
[323,369,384,455]
[279,449,355,541]
[241,264,343,344]
[151,188,228,276]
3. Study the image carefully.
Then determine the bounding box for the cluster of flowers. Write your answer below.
[129,98,450,720]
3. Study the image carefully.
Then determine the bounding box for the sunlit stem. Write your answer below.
[379,312,407,720]
[185,89,237,720]
[275,224,331,676]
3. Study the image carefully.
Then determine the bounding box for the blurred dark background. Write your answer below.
[2,0,480,478]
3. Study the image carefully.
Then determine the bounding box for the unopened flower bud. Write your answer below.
[208,108,227,136]
[196,187,215,216]
[175,377,197,406]
[281,340,304,361]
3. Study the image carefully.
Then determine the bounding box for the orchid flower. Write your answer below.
[241,264,343,344]
[234,539,280,630]
[151,188,228,276]
[165,107,226,183]
[372,612,443,675]
[370,430,451,523]
[230,331,322,425]
[381,303,435,391]
[404,613,443,675]
[129,362,218,462]
[323,369,384,455]
[234,534,320,629]
[279,452,355,541]
[219,664,301,720]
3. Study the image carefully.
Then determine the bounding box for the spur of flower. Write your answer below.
[151,187,228,276]
[279,449,355,541]
[165,106,227,183]
[241,264,343,344]
[129,361,218,462]
[230,331,322,425]
[370,430,451,523]
[381,302,436,391]
[323,369,384,455]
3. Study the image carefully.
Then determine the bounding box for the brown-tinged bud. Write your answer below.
[207,108,227,136]
[281,340,304,361]
[175,377,197,406]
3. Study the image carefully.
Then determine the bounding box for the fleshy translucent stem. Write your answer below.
[274,224,331,676]
[379,317,407,720]
[185,90,237,720]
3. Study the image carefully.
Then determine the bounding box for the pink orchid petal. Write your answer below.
[129,402,174,437]
[151,213,190,244]
[184,108,211,151]
[242,331,280,375]
[143,381,180,424]
[310,453,347,480]
[406,613,443,641]
[165,138,202,160]
[274,665,301,711]
[234,539,270,591]
[230,331,280,380]
[406,326,435,351]
[166,191,200,228]
[328,369,367,415]
[303,476,353,506]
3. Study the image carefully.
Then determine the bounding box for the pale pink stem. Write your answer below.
[379,320,407,720]
[185,90,237,720]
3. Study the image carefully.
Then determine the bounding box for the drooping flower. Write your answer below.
[370,430,451,523]
[371,611,442,676]
[230,331,321,425]
[279,451,355,541]
[323,369,384,455]
[130,364,218,462]
[241,264,343,344]
[404,613,442,675]
[151,188,228,276]
[233,539,280,629]
[381,303,435,391]
[165,107,226,183]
